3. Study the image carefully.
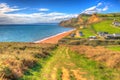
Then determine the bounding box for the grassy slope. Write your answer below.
[76,20,120,38]
[21,45,120,80]
[80,26,96,38]
[106,45,120,51]
[92,20,120,33]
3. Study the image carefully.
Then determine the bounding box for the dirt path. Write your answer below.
[66,48,70,59]
[72,69,87,80]
[62,67,70,80]
[75,30,80,37]
[39,46,89,80]
[51,67,57,80]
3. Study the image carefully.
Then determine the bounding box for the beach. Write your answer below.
[34,29,74,44]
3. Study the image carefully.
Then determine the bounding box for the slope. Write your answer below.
[21,45,120,80]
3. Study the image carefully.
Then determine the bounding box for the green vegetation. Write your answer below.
[20,57,51,80]
[79,26,96,38]
[0,42,120,80]
[98,13,120,17]
[0,42,56,80]
[57,69,62,80]
[92,20,120,33]
[106,45,120,51]
[63,19,120,40]
[70,49,120,80]
[21,46,120,80]
[60,13,120,39]
[1,13,120,80]
[79,20,120,38]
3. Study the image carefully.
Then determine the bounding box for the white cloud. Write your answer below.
[0,3,22,14]
[102,6,108,11]
[0,12,78,24]
[97,2,102,6]
[82,2,108,14]
[39,8,49,11]
[0,3,78,24]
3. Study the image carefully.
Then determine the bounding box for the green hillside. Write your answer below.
[80,20,120,38]
[60,13,120,39]
[92,20,120,33]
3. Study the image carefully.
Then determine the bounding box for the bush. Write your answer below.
[66,39,120,46]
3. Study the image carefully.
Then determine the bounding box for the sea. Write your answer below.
[0,24,72,42]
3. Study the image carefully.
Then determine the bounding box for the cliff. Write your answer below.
[87,14,101,24]
[59,13,101,28]
[59,15,84,28]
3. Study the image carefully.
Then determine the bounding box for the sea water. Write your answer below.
[0,24,72,42]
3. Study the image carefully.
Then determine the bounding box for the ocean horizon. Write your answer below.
[0,24,72,42]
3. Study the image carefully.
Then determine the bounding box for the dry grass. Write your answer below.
[69,45,120,69]
[0,42,56,80]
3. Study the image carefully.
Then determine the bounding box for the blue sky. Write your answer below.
[0,0,119,24]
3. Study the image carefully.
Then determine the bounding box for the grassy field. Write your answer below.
[92,20,120,33]
[75,19,120,38]
[79,27,96,38]
[21,45,120,80]
[106,45,120,51]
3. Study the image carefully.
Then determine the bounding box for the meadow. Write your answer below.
[92,20,120,33]
[79,20,120,38]
[106,45,120,51]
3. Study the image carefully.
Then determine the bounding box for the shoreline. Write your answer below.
[34,29,75,44]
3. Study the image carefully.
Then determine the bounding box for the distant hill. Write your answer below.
[59,13,120,28]
[59,13,101,28]
[98,13,120,17]
[59,15,84,28]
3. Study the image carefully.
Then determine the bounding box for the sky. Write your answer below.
[0,0,120,24]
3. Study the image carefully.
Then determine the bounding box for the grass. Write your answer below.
[0,42,56,80]
[92,20,120,33]
[75,19,120,39]
[1,15,120,80]
[22,45,120,80]
[70,45,120,68]
[79,27,96,38]
[70,50,119,80]
[57,68,62,80]
[106,45,120,51]
[20,56,52,80]
[0,43,120,80]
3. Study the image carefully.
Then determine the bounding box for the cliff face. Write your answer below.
[87,14,101,24]
[59,15,84,27]
[59,14,101,28]
[77,15,84,24]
